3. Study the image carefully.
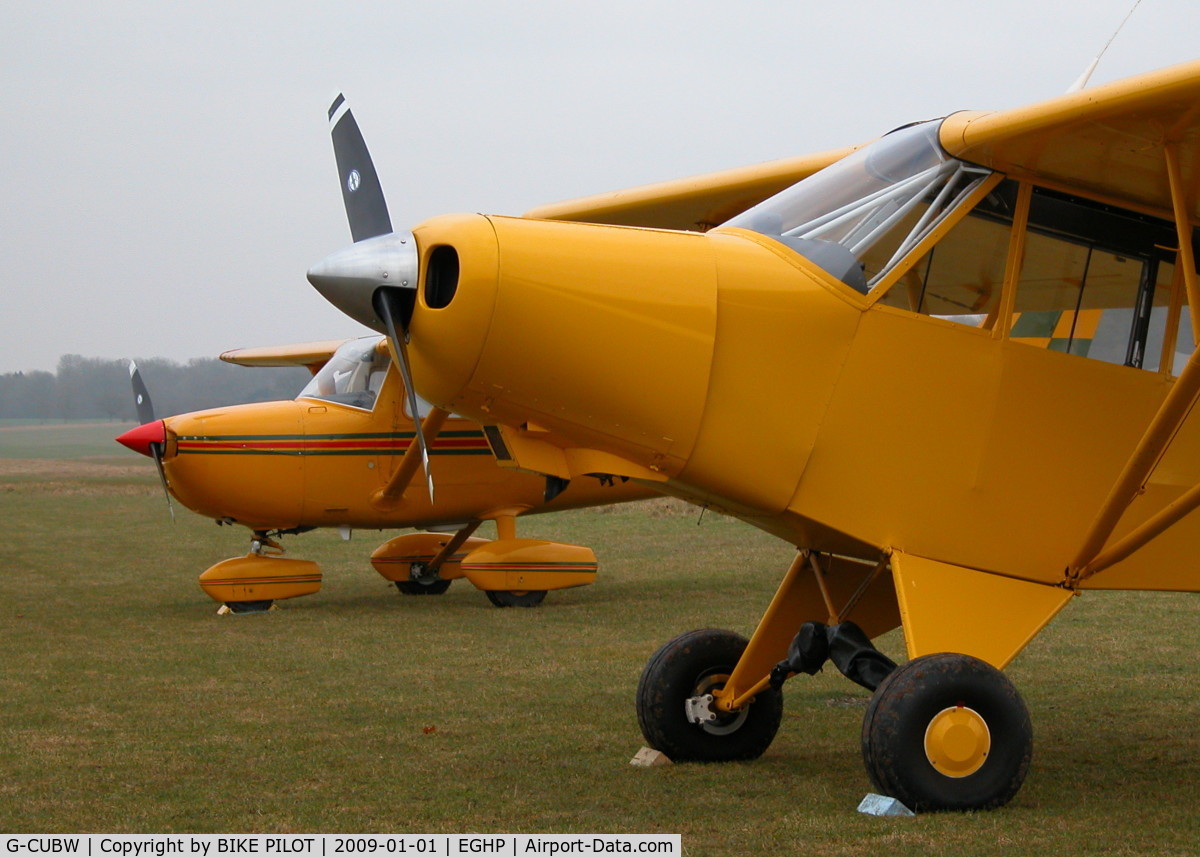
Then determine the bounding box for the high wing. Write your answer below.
[940,58,1200,222]
[524,146,857,231]
[219,339,350,375]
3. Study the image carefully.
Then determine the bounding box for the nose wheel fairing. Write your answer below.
[198,554,322,609]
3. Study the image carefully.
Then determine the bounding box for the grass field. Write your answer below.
[0,421,136,460]
[2,425,1199,854]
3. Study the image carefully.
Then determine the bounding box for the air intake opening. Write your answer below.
[425,245,460,309]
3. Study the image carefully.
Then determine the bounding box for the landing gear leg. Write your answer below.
[394,522,481,595]
[636,550,899,763]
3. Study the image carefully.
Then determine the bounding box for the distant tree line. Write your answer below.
[0,355,311,421]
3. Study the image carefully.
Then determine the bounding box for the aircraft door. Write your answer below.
[297,337,395,525]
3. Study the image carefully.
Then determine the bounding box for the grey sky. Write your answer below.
[3,0,1196,375]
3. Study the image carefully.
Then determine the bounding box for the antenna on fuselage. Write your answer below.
[1065,0,1145,93]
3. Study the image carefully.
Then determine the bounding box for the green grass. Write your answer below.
[0,421,134,459]
[2,455,1199,855]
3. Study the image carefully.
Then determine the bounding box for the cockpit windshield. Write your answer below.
[298,336,390,411]
[723,120,992,292]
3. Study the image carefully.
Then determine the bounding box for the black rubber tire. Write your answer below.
[224,600,274,614]
[485,589,547,608]
[396,578,452,595]
[636,628,783,762]
[861,653,1032,812]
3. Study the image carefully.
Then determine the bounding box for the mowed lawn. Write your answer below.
[2,424,1199,854]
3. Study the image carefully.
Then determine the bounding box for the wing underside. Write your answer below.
[219,339,351,375]
[940,58,1200,223]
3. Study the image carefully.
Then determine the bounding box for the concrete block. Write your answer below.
[629,747,672,767]
[857,793,915,817]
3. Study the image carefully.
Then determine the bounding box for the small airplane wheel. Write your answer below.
[636,628,782,762]
[860,652,1032,812]
[224,600,274,614]
[485,589,547,608]
[396,579,452,595]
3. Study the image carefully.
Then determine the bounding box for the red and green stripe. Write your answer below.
[202,574,323,587]
[177,430,490,456]
[459,561,598,574]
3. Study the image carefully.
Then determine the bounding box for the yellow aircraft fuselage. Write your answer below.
[162,390,647,533]
[408,209,1197,660]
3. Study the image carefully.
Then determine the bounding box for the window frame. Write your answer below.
[867,174,1197,377]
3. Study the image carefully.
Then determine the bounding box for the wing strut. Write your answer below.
[425,521,483,576]
[1165,144,1200,343]
[1067,144,1200,584]
[1068,351,1200,583]
[372,406,449,510]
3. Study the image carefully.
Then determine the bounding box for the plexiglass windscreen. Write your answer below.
[724,121,990,292]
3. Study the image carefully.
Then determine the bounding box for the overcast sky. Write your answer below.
[3,0,1196,375]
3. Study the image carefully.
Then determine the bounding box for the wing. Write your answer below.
[940,58,1200,221]
[219,339,351,375]
[524,146,857,231]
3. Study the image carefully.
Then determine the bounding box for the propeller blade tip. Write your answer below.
[327,92,347,122]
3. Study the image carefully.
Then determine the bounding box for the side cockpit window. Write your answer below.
[875,176,1196,374]
[1008,187,1181,371]
[298,337,390,411]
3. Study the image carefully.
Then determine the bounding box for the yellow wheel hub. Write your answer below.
[924,705,990,778]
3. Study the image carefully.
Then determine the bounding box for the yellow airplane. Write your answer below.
[116,346,651,612]
[305,60,1200,811]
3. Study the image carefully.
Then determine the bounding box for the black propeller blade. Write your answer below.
[127,361,175,522]
[328,93,394,243]
[130,361,156,426]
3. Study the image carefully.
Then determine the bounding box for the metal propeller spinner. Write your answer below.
[306,94,435,502]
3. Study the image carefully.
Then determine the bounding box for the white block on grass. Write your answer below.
[857,793,915,817]
[629,747,672,767]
